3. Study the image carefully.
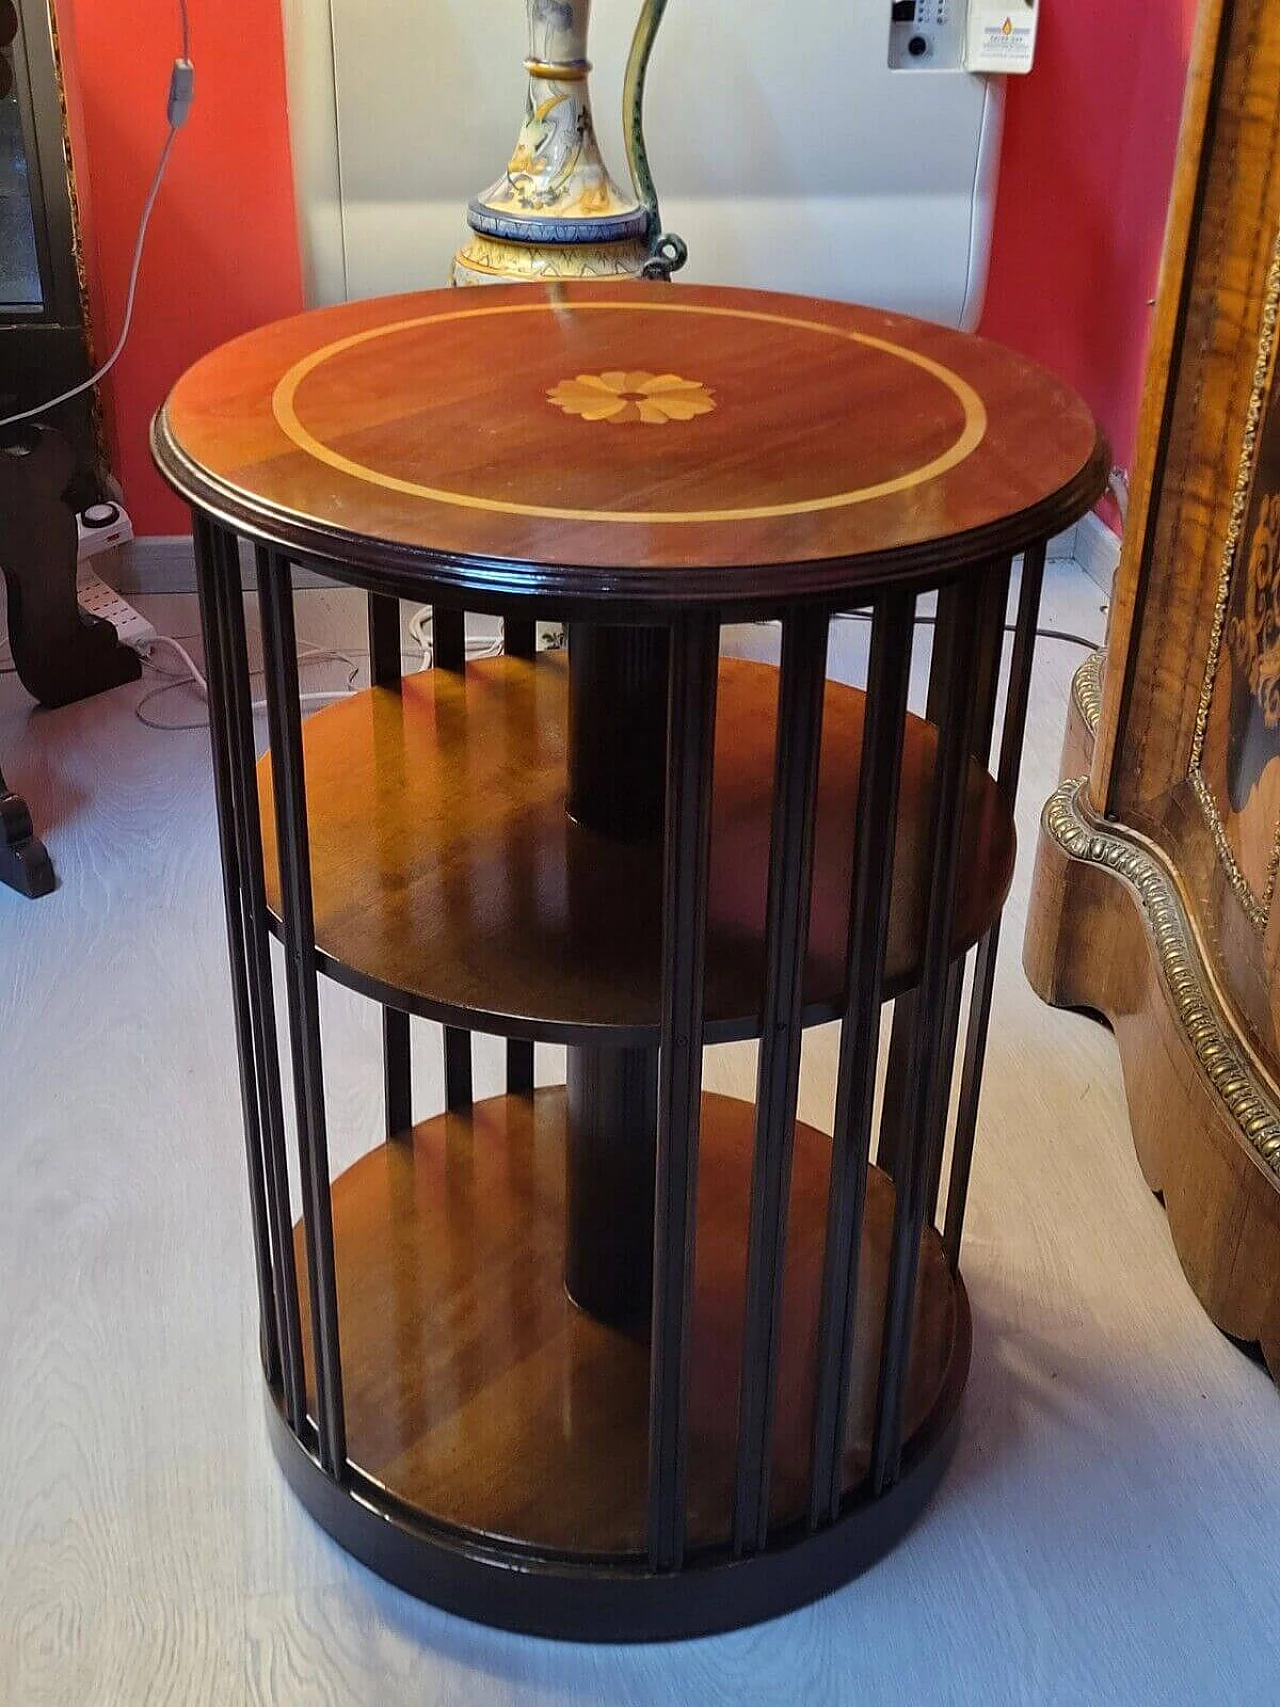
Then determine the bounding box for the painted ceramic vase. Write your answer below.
[452,0,686,285]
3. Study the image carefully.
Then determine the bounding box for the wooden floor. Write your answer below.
[2,560,1278,1704]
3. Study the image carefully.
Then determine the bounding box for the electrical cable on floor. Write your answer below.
[1033,626,1104,651]
[134,679,360,731]
[146,632,208,695]
[829,611,1103,652]
[142,635,360,691]
[133,641,417,732]
[133,608,504,732]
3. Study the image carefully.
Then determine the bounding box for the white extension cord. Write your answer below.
[406,607,504,668]
[77,562,157,650]
[135,633,366,731]
[134,604,535,732]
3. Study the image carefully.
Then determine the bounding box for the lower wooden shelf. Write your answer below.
[293,1089,965,1557]
[260,654,1015,1043]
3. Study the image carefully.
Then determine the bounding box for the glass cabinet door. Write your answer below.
[0,45,46,312]
[0,0,100,491]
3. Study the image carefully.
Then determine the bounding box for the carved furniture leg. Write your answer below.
[0,426,140,709]
[1026,779,1280,1379]
[0,762,54,898]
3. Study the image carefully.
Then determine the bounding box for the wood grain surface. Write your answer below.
[153,282,1107,606]
[292,1089,959,1555]
[5,571,1280,1705]
[1027,0,1280,1378]
[258,654,1016,1041]
[1091,0,1265,821]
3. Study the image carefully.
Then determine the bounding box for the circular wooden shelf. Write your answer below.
[292,1089,965,1558]
[154,281,1108,610]
[259,654,1016,1042]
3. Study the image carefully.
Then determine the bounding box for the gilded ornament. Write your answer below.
[1044,778,1280,1177]
[1072,649,1105,737]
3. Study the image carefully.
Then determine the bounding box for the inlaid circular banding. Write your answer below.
[270,299,988,526]
[156,279,1109,592]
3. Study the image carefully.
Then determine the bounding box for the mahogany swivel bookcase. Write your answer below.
[153,281,1106,1640]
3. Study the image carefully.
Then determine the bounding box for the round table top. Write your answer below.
[153,281,1108,609]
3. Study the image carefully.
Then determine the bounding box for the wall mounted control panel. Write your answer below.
[888,0,965,71]
[890,0,1039,73]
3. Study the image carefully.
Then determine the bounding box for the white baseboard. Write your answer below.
[114,535,196,595]
[1071,511,1121,594]
[1046,522,1080,561]
[115,535,329,594]
[1044,513,1121,595]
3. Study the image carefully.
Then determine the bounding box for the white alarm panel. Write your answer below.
[889,0,1039,73]
[888,0,967,70]
[280,0,1007,328]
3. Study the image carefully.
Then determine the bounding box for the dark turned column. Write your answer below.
[565,1046,658,1328]
[567,624,669,839]
[564,624,670,1329]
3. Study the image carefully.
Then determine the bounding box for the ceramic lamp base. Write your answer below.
[451,232,650,286]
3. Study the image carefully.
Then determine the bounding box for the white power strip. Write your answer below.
[76,561,156,651]
[77,500,134,562]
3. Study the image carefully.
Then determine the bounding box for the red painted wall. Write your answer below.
[56,0,304,535]
[61,0,1198,534]
[980,0,1201,475]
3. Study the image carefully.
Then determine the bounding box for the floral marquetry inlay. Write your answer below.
[547,371,716,425]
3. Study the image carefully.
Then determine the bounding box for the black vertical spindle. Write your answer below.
[873,992,915,1185]
[383,1012,413,1137]
[874,582,963,1184]
[433,605,466,671]
[506,1038,535,1096]
[444,1032,474,1114]
[502,617,537,1096]
[647,613,718,1574]
[367,590,403,687]
[504,614,537,659]
[732,608,829,1557]
[431,603,474,1112]
[257,547,347,1478]
[808,589,915,1530]
[367,592,414,1139]
[870,582,982,1495]
[944,541,1047,1268]
[205,521,306,1428]
[193,517,279,1392]
[921,560,1011,1224]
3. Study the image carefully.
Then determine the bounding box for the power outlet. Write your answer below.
[76,561,156,651]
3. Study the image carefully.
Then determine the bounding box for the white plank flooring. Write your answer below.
[1,562,1277,1705]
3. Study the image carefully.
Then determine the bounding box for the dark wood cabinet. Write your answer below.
[1025,0,1280,1378]
[0,0,100,492]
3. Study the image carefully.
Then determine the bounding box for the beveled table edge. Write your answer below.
[151,406,1110,618]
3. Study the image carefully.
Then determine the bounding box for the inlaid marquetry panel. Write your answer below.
[1191,231,1280,931]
